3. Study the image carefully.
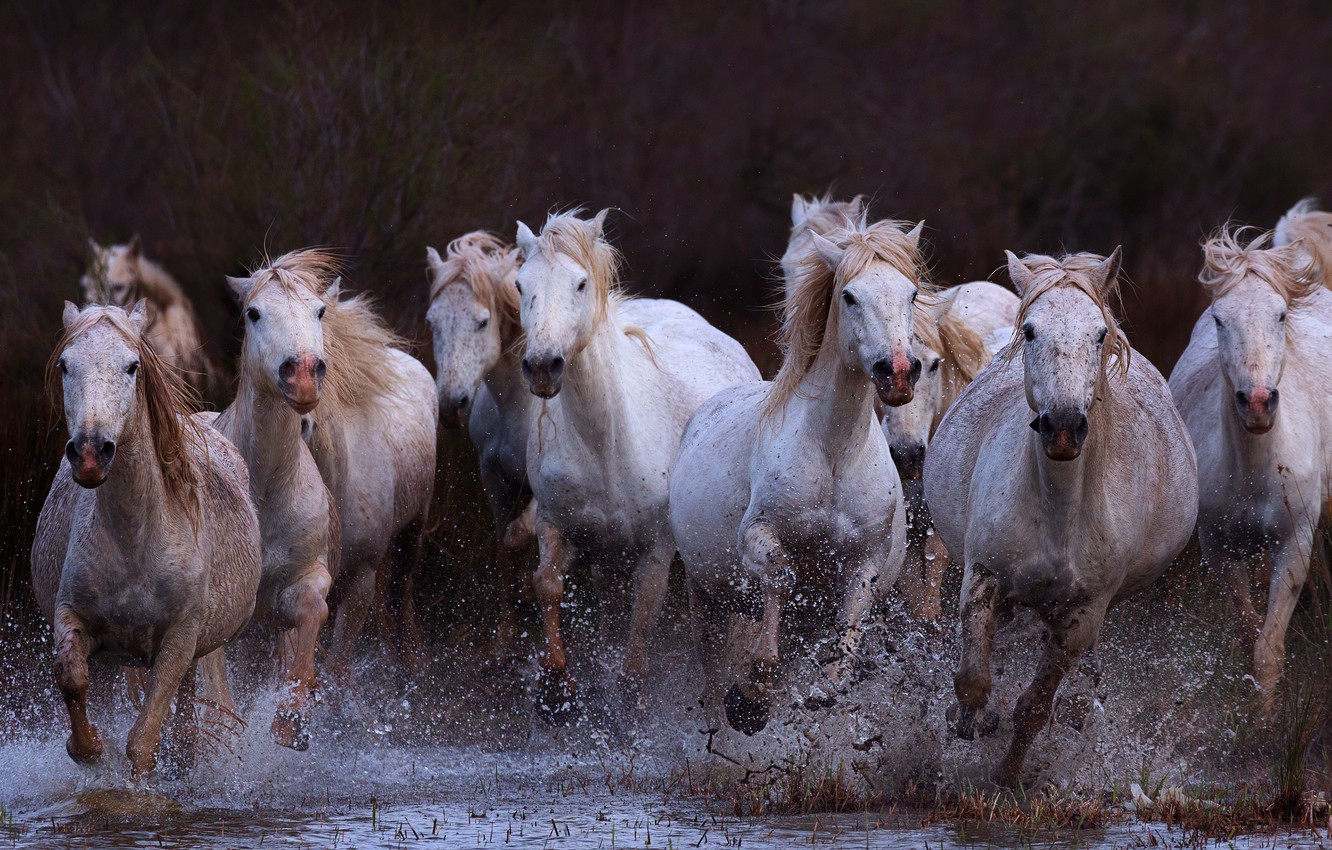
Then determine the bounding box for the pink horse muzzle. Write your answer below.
[871,352,921,407]
[279,355,326,414]
[1235,387,1278,434]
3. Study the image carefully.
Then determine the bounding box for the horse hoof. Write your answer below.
[66,730,104,766]
[946,702,1000,740]
[272,709,311,752]
[536,671,579,726]
[724,683,770,736]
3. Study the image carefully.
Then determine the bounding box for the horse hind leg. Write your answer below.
[383,519,428,671]
[329,560,377,678]
[725,524,792,736]
[53,612,103,765]
[126,623,200,778]
[618,544,673,715]
[163,663,200,777]
[686,577,729,735]
[993,600,1106,787]
[272,565,333,751]
[947,563,1001,740]
[1254,529,1315,707]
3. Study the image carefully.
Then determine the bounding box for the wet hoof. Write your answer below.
[724,683,770,736]
[536,670,579,725]
[946,701,1000,740]
[66,727,104,765]
[126,742,158,780]
[272,708,311,752]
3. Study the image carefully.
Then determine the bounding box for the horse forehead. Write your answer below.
[252,282,322,316]
[1028,288,1101,331]
[849,263,916,302]
[1214,278,1284,314]
[431,281,485,318]
[520,248,584,286]
[66,321,135,362]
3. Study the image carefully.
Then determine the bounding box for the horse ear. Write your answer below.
[87,237,103,258]
[810,232,844,270]
[62,301,81,329]
[126,234,142,261]
[1006,250,1034,295]
[592,208,610,238]
[1092,246,1123,296]
[425,246,445,280]
[928,286,960,322]
[791,194,810,227]
[225,274,252,302]
[325,276,342,300]
[906,220,925,251]
[515,221,538,258]
[848,196,866,223]
[127,299,148,335]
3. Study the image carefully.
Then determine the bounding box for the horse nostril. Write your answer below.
[100,441,116,462]
[315,359,327,379]
[458,394,470,410]
[872,360,891,380]
[1268,388,1279,406]
[65,441,78,465]
[908,357,922,381]
[279,358,298,383]
[1235,390,1248,406]
[521,358,534,376]
[1076,414,1088,438]
[550,356,565,375]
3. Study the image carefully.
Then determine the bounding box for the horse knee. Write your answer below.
[954,666,991,710]
[54,651,90,698]
[533,561,564,606]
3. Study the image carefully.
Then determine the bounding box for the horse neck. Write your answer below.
[486,337,535,420]
[92,404,168,536]
[780,336,879,460]
[1026,375,1119,513]
[555,306,634,452]
[225,370,306,496]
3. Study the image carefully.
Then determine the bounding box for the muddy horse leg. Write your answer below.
[164,662,199,774]
[686,577,729,734]
[825,553,881,687]
[993,600,1106,787]
[619,544,673,712]
[725,524,791,736]
[273,564,333,751]
[126,623,199,778]
[329,563,376,677]
[533,521,577,723]
[948,562,1001,740]
[1254,528,1314,705]
[384,519,427,671]
[53,610,103,764]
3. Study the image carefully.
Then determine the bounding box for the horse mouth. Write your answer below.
[874,381,914,407]
[528,381,562,400]
[1042,439,1083,461]
[1241,418,1274,435]
[439,409,469,428]
[71,468,109,488]
[283,395,320,415]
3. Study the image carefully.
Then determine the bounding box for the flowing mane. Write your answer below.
[1005,252,1131,378]
[428,231,522,341]
[792,193,867,237]
[914,291,991,389]
[1201,225,1320,304]
[48,306,203,518]
[1275,198,1332,288]
[767,218,927,414]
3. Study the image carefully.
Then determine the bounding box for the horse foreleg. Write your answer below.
[920,532,953,620]
[164,663,199,775]
[686,577,729,734]
[502,498,538,551]
[196,647,236,724]
[826,554,881,687]
[329,564,376,677]
[726,524,791,736]
[53,609,103,765]
[490,539,523,656]
[273,564,332,751]
[993,600,1106,787]
[126,623,199,778]
[533,521,577,723]
[948,563,1000,740]
[620,545,673,709]
[1254,529,1314,705]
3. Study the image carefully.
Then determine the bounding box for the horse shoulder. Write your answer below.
[31,465,80,622]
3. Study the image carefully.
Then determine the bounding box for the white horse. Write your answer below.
[885,282,1017,621]
[426,233,536,650]
[514,209,759,721]
[83,236,213,393]
[31,302,262,777]
[1275,197,1332,281]
[212,250,342,750]
[925,250,1197,785]
[226,252,437,673]
[780,193,865,285]
[1169,223,1332,702]
[671,217,923,735]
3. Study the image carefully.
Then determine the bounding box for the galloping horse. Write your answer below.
[226,252,437,672]
[514,209,759,721]
[83,237,213,393]
[1170,222,1332,703]
[671,217,923,735]
[31,302,262,777]
[926,250,1196,785]
[211,250,342,750]
[426,233,536,651]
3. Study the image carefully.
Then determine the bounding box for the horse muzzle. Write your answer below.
[871,353,921,407]
[1031,409,1088,461]
[890,441,927,480]
[278,355,326,415]
[438,392,472,428]
[1235,387,1278,434]
[521,354,565,399]
[66,436,116,488]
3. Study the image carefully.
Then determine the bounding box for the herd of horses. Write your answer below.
[29,195,1332,787]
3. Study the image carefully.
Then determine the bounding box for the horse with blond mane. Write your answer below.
[780,193,866,284]
[225,251,437,674]
[1170,223,1332,704]
[203,249,343,751]
[513,209,759,722]
[885,281,1017,621]
[672,217,924,736]
[426,232,536,651]
[31,302,262,777]
[926,249,1196,785]
[83,236,213,393]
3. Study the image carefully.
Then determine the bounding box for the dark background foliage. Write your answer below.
[2,0,1330,631]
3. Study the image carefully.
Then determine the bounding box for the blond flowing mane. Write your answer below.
[429,232,522,341]
[49,307,203,519]
[792,193,867,237]
[767,218,926,414]
[1275,198,1332,288]
[1200,225,1320,304]
[914,292,991,394]
[1006,252,1131,378]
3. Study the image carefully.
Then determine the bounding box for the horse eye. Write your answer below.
[1213,315,1223,328]
[910,291,918,302]
[477,317,489,330]
[576,278,587,293]
[246,307,261,323]
[929,358,941,373]
[317,306,327,320]
[58,359,68,375]
[1279,311,1288,323]
[1022,324,1035,341]
[842,291,857,307]
[1097,327,1108,344]
[127,361,139,376]
[514,282,523,295]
